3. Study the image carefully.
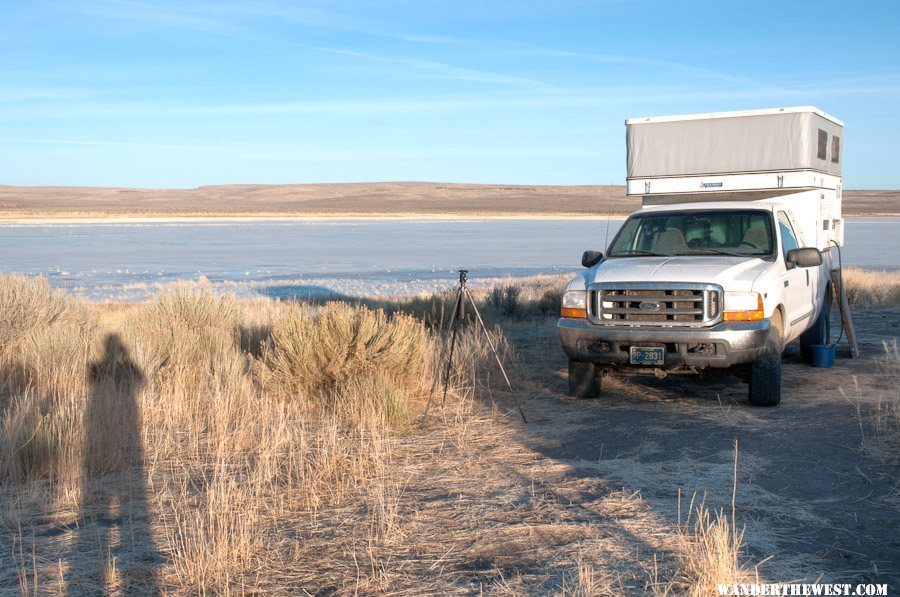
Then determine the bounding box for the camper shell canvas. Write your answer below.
[626,106,843,179]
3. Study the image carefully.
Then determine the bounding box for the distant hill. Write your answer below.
[0,183,896,219]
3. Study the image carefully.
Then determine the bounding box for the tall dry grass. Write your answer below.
[852,340,900,467]
[259,301,430,426]
[0,277,97,483]
[395,274,565,326]
[660,498,751,596]
[0,275,505,593]
[840,267,900,306]
[872,340,900,457]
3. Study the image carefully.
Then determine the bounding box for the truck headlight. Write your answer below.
[561,290,588,319]
[723,292,764,321]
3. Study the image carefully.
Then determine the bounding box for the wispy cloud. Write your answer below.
[6,77,900,123]
[53,0,264,40]
[52,0,469,46]
[48,0,549,89]
[186,1,363,31]
[311,46,556,89]
[392,33,467,45]
[16,138,202,150]
[533,48,782,92]
[0,87,90,102]
[4,138,601,162]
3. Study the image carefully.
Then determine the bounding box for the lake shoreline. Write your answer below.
[0,212,629,224]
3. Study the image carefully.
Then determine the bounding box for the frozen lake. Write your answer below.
[1,217,898,301]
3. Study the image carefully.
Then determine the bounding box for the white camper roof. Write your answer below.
[626,106,843,180]
[625,106,843,127]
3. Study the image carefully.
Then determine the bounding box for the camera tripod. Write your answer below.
[422,270,527,423]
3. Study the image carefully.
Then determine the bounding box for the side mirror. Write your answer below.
[785,247,823,268]
[582,250,603,268]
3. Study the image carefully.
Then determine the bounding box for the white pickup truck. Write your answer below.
[558,107,844,406]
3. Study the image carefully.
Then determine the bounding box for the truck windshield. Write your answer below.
[607,210,775,258]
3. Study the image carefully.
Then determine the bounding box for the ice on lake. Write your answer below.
[1,218,897,301]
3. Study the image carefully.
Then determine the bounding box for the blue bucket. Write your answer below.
[810,344,836,368]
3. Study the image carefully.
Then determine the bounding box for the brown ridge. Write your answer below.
[0,183,896,219]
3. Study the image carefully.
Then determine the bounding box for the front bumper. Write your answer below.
[558,318,770,369]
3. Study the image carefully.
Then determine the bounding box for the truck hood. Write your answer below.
[587,256,771,290]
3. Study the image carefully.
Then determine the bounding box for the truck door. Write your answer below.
[777,211,813,341]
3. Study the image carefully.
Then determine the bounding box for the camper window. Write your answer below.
[817,129,828,160]
[831,136,840,164]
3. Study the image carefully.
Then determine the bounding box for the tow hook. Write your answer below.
[653,368,668,379]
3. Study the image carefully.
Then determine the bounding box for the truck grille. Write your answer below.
[588,283,722,327]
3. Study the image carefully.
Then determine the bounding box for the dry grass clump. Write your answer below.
[854,340,900,466]
[560,559,619,596]
[478,278,564,322]
[395,290,460,328]
[0,390,85,483]
[260,302,430,426]
[134,282,241,372]
[147,280,240,330]
[0,276,68,346]
[873,340,900,456]
[396,274,566,328]
[841,267,900,306]
[658,500,750,596]
[0,276,97,397]
[0,277,98,483]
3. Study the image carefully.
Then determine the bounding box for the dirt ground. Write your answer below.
[472,305,900,590]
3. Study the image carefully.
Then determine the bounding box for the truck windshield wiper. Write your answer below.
[692,248,761,257]
[610,249,666,257]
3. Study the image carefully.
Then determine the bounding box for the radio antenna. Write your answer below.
[603,183,613,249]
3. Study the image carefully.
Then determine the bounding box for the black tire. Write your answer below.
[749,312,783,407]
[568,358,600,399]
[800,286,832,363]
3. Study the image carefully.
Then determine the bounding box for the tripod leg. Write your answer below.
[464,287,527,423]
[440,290,465,407]
[421,285,463,420]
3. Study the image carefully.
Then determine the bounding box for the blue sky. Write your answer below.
[2,0,899,188]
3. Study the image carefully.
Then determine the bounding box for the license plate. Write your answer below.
[630,346,665,366]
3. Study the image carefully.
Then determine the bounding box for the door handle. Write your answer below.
[784,280,789,287]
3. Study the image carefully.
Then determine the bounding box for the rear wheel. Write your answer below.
[568,358,600,399]
[749,311,783,407]
[800,286,832,363]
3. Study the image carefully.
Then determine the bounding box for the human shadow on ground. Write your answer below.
[68,333,162,595]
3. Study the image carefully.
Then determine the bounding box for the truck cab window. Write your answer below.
[777,211,799,259]
[606,210,774,258]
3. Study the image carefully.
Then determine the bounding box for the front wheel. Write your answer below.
[568,358,601,399]
[749,312,783,407]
